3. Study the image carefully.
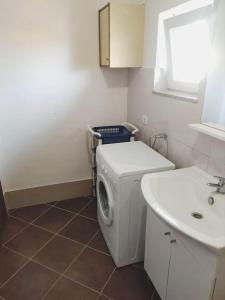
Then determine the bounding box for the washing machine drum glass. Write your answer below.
[98,177,113,226]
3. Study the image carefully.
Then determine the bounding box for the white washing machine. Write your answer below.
[96,141,175,267]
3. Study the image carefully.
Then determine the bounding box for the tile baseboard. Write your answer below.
[4,179,92,209]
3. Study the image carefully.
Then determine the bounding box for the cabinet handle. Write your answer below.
[164,232,170,236]
[170,239,176,244]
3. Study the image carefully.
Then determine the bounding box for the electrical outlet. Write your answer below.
[142,114,148,125]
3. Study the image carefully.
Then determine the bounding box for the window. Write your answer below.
[154,0,214,100]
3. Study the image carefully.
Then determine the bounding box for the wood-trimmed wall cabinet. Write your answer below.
[99,2,145,68]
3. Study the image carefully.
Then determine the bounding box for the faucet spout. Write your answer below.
[208,176,225,194]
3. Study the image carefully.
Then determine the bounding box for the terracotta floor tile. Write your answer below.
[45,277,98,300]
[33,235,84,273]
[34,207,74,233]
[55,197,91,213]
[89,231,110,254]
[5,225,53,258]
[104,265,154,300]
[9,204,49,223]
[0,216,27,244]
[0,200,158,300]
[65,248,115,291]
[0,247,27,286]
[0,261,58,300]
[98,295,112,300]
[79,200,97,220]
[59,215,98,244]
[132,262,144,270]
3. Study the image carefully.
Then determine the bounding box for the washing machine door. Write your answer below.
[97,174,113,226]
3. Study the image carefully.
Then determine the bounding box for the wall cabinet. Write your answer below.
[145,207,225,300]
[99,3,145,68]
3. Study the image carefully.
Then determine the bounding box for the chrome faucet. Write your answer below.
[208,176,225,194]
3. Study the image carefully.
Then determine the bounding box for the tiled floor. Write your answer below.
[0,197,161,300]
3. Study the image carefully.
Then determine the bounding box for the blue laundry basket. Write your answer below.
[88,123,138,145]
[92,125,133,144]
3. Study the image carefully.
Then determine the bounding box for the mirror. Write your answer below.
[201,0,225,131]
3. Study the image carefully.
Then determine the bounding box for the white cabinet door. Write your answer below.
[144,208,172,300]
[167,238,214,300]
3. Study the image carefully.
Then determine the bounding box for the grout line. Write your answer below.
[0,199,99,298]
[30,206,73,225]
[53,232,86,246]
[30,259,61,276]
[0,211,80,291]
[5,215,59,237]
[2,220,31,246]
[0,254,29,289]
[46,230,110,256]
[3,245,61,277]
[41,230,100,300]
[77,213,97,222]
[6,213,28,225]
[24,222,64,235]
[99,266,116,297]
[44,205,78,215]
[29,212,80,260]
[3,245,28,260]
[4,204,53,245]
[52,198,93,216]
[11,204,52,224]
[78,198,94,212]
[96,294,114,300]
[86,245,110,256]
[61,275,102,295]
[8,214,104,255]
[78,199,94,214]
[7,205,98,238]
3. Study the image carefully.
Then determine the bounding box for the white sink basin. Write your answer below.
[141,166,225,253]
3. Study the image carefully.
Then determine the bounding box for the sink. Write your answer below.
[141,166,225,253]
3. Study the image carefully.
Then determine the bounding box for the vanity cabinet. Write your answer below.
[145,207,172,300]
[99,3,144,68]
[145,207,219,300]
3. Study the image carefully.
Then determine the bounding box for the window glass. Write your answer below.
[169,20,211,85]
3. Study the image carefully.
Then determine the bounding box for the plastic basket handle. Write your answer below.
[122,122,139,135]
[87,125,101,137]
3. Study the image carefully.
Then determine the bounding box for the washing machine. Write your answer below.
[96,141,175,267]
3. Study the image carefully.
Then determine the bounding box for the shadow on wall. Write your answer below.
[68,0,128,88]
[0,0,128,192]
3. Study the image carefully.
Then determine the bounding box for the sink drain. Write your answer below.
[191,212,203,219]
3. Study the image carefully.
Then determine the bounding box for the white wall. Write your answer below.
[1,0,224,194]
[128,0,225,177]
[0,0,128,191]
[202,0,225,126]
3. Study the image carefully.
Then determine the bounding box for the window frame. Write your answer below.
[164,5,212,94]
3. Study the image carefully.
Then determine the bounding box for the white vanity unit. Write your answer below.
[141,167,225,300]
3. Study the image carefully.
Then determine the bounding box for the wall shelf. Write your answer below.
[189,123,225,142]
